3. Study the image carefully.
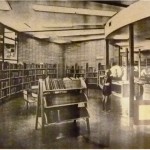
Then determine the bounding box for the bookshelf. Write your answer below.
[0,62,58,102]
[1,62,10,101]
[35,77,90,138]
[86,65,106,88]
[86,67,98,86]
[46,64,58,79]
[65,65,85,78]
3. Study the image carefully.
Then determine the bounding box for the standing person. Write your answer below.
[102,69,112,112]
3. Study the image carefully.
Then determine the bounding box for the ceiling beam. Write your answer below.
[22,26,104,32]
[51,35,105,44]
[93,1,129,7]
[43,23,104,28]
[0,0,11,11]
[27,29,105,38]
[33,4,117,17]
[71,35,105,42]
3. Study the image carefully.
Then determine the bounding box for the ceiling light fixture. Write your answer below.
[33,4,117,17]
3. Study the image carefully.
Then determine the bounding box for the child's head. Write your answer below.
[105,69,111,77]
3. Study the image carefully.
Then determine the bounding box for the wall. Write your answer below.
[18,34,117,78]
[18,34,64,77]
[64,39,116,71]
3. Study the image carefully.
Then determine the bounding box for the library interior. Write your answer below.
[1,0,150,149]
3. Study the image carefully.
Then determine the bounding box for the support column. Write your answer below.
[118,46,121,66]
[126,48,128,67]
[62,44,66,78]
[129,24,134,118]
[126,48,128,81]
[106,39,109,69]
[138,49,141,78]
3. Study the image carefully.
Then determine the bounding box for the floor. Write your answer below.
[0,88,150,149]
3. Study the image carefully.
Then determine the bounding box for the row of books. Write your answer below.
[0,72,9,79]
[66,65,84,70]
[24,63,57,69]
[1,89,9,98]
[44,77,82,91]
[23,84,31,90]
[45,78,66,90]
[0,81,9,89]
[0,61,57,70]
[66,69,85,74]
[11,71,23,77]
[47,74,57,78]
[24,76,35,82]
[0,69,57,80]
[47,70,57,74]
[36,70,45,75]
[10,86,22,94]
[86,73,98,78]
[10,78,22,86]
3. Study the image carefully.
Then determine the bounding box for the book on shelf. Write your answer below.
[3,62,9,70]
[45,77,66,91]
[0,61,2,70]
[58,79,65,89]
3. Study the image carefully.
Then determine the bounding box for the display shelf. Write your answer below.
[86,73,98,86]
[44,106,89,125]
[111,81,129,98]
[35,78,90,138]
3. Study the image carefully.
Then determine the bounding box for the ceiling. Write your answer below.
[0,0,136,44]
[108,16,150,52]
[94,0,137,7]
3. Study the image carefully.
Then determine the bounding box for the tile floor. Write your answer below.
[0,88,150,149]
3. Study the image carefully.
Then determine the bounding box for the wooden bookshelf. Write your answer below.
[86,66,98,86]
[86,65,106,88]
[0,62,58,102]
[65,65,85,78]
[35,78,90,138]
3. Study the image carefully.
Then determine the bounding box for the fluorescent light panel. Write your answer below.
[111,34,129,40]
[71,35,105,42]
[43,23,104,28]
[33,5,117,17]
[28,29,104,38]
[51,35,105,44]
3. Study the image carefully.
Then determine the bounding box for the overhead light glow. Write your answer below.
[33,4,117,17]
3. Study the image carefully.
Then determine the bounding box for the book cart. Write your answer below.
[35,77,90,139]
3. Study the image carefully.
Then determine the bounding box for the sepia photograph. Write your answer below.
[0,0,150,149]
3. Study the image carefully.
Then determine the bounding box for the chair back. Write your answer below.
[23,90,28,101]
[31,85,38,90]
[32,92,38,99]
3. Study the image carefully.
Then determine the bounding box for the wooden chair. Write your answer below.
[23,90,38,110]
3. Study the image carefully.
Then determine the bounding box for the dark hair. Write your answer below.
[112,62,117,66]
[134,71,139,78]
[106,69,111,76]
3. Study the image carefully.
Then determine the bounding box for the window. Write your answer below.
[4,28,18,62]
